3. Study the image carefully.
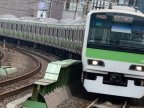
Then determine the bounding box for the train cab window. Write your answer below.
[88,27,105,43]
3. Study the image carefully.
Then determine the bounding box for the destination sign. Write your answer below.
[113,15,133,23]
[96,15,107,20]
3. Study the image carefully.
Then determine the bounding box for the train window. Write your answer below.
[26,25,29,32]
[25,25,27,32]
[3,22,5,29]
[60,28,62,38]
[47,27,49,35]
[20,24,23,32]
[55,29,58,37]
[42,27,44,35]
[11,23,13,30]
[65,29,68,39]
[61,29,63,38]
[68,29,71,40]
[32,26,34,33]
[26,25,28,32]
[16,24,18,31]
[23,25,25,32]
[5,23,8,29]
[73,30,77,41]
[55,28,57,37]
[80,29,83,42]
[13,23,16,30]
[39,27,41,35]
[5,23,7,29]
[62,29,65,38]
[44,27,47,35]
[77,30,80,42]
[30,26,32,33]
[64,29,66,39]
[34,26,36,34]
[18,24,20,31]
[49,28,51,36]
[50,28,52,36]
[72,30,75,41]
[53,28,56,37]
[1,22,3,28]
[57,29,59,38]
[58,28,60,38]
[5,22,8,29]
[52,28,54,36]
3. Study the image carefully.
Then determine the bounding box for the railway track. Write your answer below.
[0,46,58,100]
[87,98,128,108]
[0,48,41,87]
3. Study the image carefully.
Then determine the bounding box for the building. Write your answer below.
[0,0,143,19]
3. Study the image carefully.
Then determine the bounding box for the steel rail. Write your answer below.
[0,46,59,100]
[0,48,41,87]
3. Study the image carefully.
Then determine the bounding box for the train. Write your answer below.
[0,6,144,99]
[0,16,85,54]
[82,6,144,98]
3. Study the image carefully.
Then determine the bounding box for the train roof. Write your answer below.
[89,6,144,17]
[0,14,86,26]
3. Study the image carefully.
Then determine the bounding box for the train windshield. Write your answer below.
[87,12,144,53]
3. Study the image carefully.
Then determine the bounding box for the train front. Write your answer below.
[82,9,144,98]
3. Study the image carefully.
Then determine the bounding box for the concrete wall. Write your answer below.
[0,0,39,17]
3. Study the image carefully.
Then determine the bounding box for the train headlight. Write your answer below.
[130,65,144,72]
[136,66,142,71]
[92,60,98,65]
[88,59,105,66]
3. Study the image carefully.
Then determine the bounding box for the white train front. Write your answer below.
[82,7,144,98]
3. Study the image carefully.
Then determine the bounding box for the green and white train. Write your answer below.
[82,7,144,98]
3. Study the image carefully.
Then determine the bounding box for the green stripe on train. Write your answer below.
[86,48,144,64]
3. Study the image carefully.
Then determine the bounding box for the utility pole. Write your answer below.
[82,0,89,18]
[74,0,79,20]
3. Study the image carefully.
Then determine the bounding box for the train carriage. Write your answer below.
[82,7,144,98]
